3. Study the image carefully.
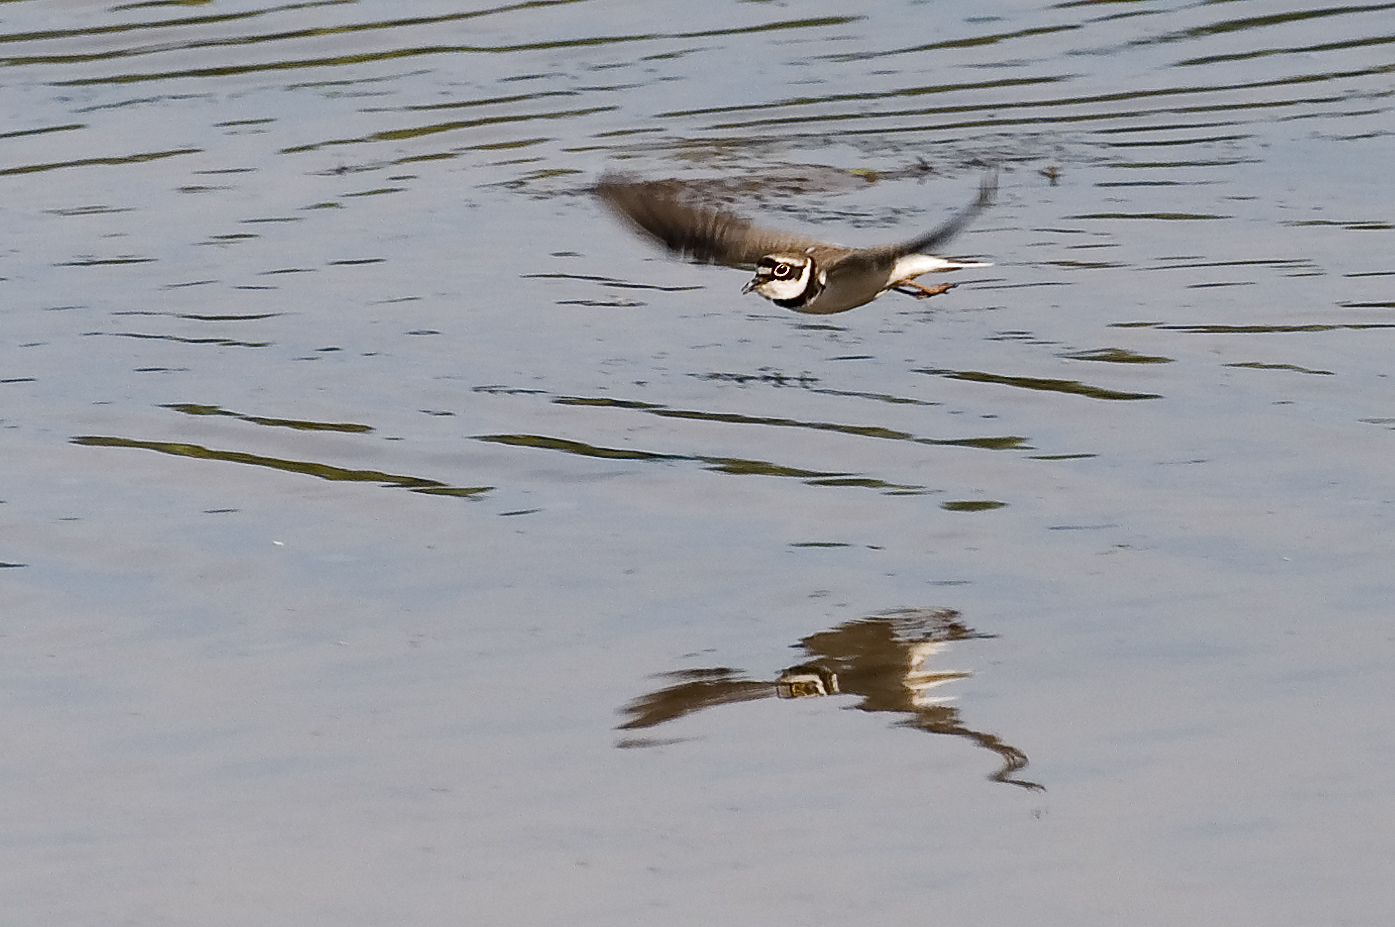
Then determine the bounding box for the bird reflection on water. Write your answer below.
[618,608,1041,791]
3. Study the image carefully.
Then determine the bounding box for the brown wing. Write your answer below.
[596,174,835,270]
[863,171,998,267]
[814,171,995,294]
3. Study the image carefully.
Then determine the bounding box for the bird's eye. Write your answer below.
[773,263,791,278]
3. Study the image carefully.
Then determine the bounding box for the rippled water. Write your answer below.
[3,1,1394,924]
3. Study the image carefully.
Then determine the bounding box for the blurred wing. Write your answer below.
[597,174,832,270]
[867,171,998,266]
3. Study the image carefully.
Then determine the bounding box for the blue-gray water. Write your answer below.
[3,1,1393,924]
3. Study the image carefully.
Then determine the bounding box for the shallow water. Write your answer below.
[3,0,1394,924]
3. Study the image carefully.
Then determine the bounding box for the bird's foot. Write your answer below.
[894,281,956,299]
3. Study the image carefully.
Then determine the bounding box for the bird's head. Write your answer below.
[743,253,816,303]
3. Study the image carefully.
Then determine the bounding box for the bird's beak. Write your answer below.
[741,276,760,294]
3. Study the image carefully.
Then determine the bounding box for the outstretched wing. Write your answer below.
[823,171,996,286]
[877,171,998,262]
[597,174,833,270]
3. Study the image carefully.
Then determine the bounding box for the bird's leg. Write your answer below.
[893,279,957,299]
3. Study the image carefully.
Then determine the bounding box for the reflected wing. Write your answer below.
[597,174,833,270]
[616,669,774,730]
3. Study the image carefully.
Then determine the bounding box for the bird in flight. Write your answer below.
[597,172,995,314]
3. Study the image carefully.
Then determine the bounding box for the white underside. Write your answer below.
[890,253,991,279]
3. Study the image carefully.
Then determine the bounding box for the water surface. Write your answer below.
[3,1,1394,924]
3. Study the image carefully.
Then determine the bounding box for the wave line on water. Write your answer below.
[162,403,374,433]
[473,432,927,494]
[48,15,864,86]
[0,147,200,176]
[915,369,1163,401]
[552,395,1031,450]
[72,435,490,498]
